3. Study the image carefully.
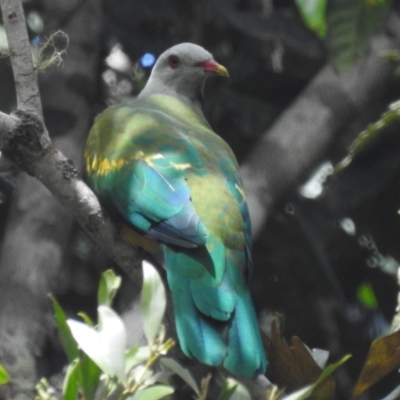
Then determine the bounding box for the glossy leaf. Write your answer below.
[129,385,174,400]
[97,269,122,306]
[160,357,199,395]
[295,0,327,38]
[140,261,166,346]
[352,329,400,399]
[50,295,79,362]
[0,364,9,385]
[68,306,126,382]
[62,360,79,400]
[79,354,102,400]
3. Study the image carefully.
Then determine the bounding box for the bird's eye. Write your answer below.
[168,55,180,69]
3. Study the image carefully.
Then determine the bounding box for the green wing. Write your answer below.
[85,94,266,378]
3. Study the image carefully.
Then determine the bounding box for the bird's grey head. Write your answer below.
[139,43,228,103]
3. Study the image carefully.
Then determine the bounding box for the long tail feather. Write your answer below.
[223,290,267,378]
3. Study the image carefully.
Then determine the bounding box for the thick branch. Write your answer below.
[0,110,143,282]
[0,0,43,117]
[0,0,142,282]
[242,27,400,237]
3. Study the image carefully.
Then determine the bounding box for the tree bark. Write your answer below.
[0,1,103,398]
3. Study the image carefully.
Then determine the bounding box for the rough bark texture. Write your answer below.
[0,1,103,398]
[0,0,42,115]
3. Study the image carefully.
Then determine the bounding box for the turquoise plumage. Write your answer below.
[85,43,267,378]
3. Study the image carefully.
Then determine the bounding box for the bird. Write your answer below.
[85,43,267,379]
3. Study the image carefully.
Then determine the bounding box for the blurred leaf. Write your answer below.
[0,25,8,54]
[352,329,400,399]
[62,360,79,400]
[0,364,9,385]
[50,295,79,362]
[380,49,400,62]
[97,269,122,306]
[77,312,95,326]
[160,358,199,395]
[263,321,336,399]
[357,282,378,309]
[281,355,351,400]
[144,371,173,386]
[79,354,102,400]
[68,306,126,382]
[217,378,238,400]
[295,0,327,38]
[310,349,330,369]
[218,378,251,400]
[141,261,166,345]
[35,378,57,400]
[128,385,174,400]
[327,0,390,69]
[26,11,44,34]
[282,385,314,400]
[130,364,154,386]
[336,100,400,171]
[126,346,151,373]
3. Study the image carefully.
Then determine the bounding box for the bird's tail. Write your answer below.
[165,246,267,378]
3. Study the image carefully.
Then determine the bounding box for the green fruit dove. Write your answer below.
[85,43,267,378]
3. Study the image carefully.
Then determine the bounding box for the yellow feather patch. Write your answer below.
[171,162,192,171]
[235,183,246,202]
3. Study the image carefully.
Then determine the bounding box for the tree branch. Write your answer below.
[0,0,142,283]
[242,22,400,237]
[0,0,43,117]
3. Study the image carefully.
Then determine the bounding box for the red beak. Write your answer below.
[200,60,229,77]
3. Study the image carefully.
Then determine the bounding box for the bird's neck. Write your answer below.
[140,93,211,130]
[139,77,205,116]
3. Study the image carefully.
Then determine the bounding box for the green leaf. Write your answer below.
[357,282,378,309]
[97,269,122,307]
[77,312,95,326]
[79,353,102,400]
[0,364,9,385]
[129,385,174,400]
[125,345,154,374]
[336,100,400,171]
[295,0,327,38]
[326,0,390,70]
[226,379,251,400]
[140,261,166,345]
[62,360,80,400]
[160,358,199,395]
[218,378,250,400]
[50,295,79,362]
[282,385,314,400]
[67,306,127,382]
